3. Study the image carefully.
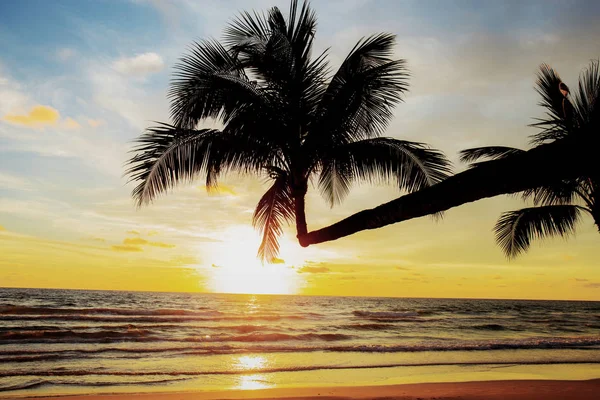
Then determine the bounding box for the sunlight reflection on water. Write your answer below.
[236,374,272,390]
[234,355,271,389]
[236,355,266,370]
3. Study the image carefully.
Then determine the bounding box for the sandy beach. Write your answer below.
[12,379,600,400]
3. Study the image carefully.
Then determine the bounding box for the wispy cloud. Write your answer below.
[112,52,164,76]
[111,244,143,252]
[0,172,33,191]
[56,48,76,62]
[297,265,330,274]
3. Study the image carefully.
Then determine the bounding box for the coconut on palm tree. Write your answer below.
[126,0,451,262]
[299,61,600,249]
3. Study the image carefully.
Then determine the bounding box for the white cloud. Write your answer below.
[0,68,28,116]
[112,52,164,76]
[88,63,168,129]
[0,172,33,191]
[56,48,76,62]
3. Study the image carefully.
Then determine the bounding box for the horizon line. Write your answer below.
[1,286,599,303]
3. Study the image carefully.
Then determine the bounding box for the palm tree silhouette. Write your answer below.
[458,62,599,257]
[126,0,451,262]
[299,61,600,248]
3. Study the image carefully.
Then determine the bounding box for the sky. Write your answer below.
[1,0,600,300]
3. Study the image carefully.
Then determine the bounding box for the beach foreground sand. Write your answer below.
[19,379,600,400]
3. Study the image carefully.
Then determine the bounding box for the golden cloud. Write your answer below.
[3,105,60,127]
[271,257,285,264]
[123,237,148,245]
[0,225,4,231]
[111,244,143,252]
[64,117,81,129]
[297,265,330,274]
[149,242,176,249]
[81,236,106,243]
[122,237,174,249]
[87,119,104,128]
[126,230,140,235]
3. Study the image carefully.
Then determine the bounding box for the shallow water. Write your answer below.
[1,288,599,396]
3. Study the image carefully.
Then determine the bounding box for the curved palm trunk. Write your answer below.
[292,172,309,238]
[295,195,308,237]
[298,138,596,247]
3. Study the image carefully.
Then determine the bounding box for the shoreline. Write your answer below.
[7,379,600,400]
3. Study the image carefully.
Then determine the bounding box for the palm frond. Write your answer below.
[312,34,409,145]
[224,1,318,93]
[317,157,353,207]
[459,146,524,164]
[169,39,268,129]
[127,124,274,206]
[126,124,223,206]
[521,179,581,206]
[223,9,270,50]
[529,63,573,144]
[253,170,295,262]
[286,0,317,77]
[573,59,600,128]
[318,138,451,206]
[494,205,582,258]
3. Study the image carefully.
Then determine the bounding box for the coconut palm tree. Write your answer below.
[298,61,600,249]
[126,0,451,262]
[457,62,600,257]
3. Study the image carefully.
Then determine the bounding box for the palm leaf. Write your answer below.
[529,63,573,144]
[459,146,524,164]
[572,59,600,128]
[521,179,581,206]
[494,205,582,258]
[169,39,266,129]
[126,124,223,206]
[317,156,353,206]
[253,170,295,262]
[127,124,273,206]
[312,34,409,145]
[318,138,451,206]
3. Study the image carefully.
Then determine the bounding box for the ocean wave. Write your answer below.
[468,324,507,331]
[0,328,152,342]
[0,377,193,392]
[339,323,397,331]
[326,337,600,352]
[0,330,352,344]
[0,314,309,324]
[220,332,353,343]
[0,306,222,317]
[2,336,599,358]
[3,359,600,381]
[353,310,420,320]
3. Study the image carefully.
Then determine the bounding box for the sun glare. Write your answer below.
[205,226,303,295]
[233,356,271,390]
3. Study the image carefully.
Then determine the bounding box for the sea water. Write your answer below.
[1,288,600,396]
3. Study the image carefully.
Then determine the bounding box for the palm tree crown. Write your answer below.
[460,61,600,257]
[127,0,451,262]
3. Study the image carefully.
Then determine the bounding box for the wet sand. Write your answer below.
[16,379,600,400]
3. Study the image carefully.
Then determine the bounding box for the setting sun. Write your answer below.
[205,226,302,295]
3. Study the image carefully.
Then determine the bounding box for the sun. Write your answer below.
[205,226,303,295]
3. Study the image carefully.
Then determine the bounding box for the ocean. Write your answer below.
[1,288,600,397]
